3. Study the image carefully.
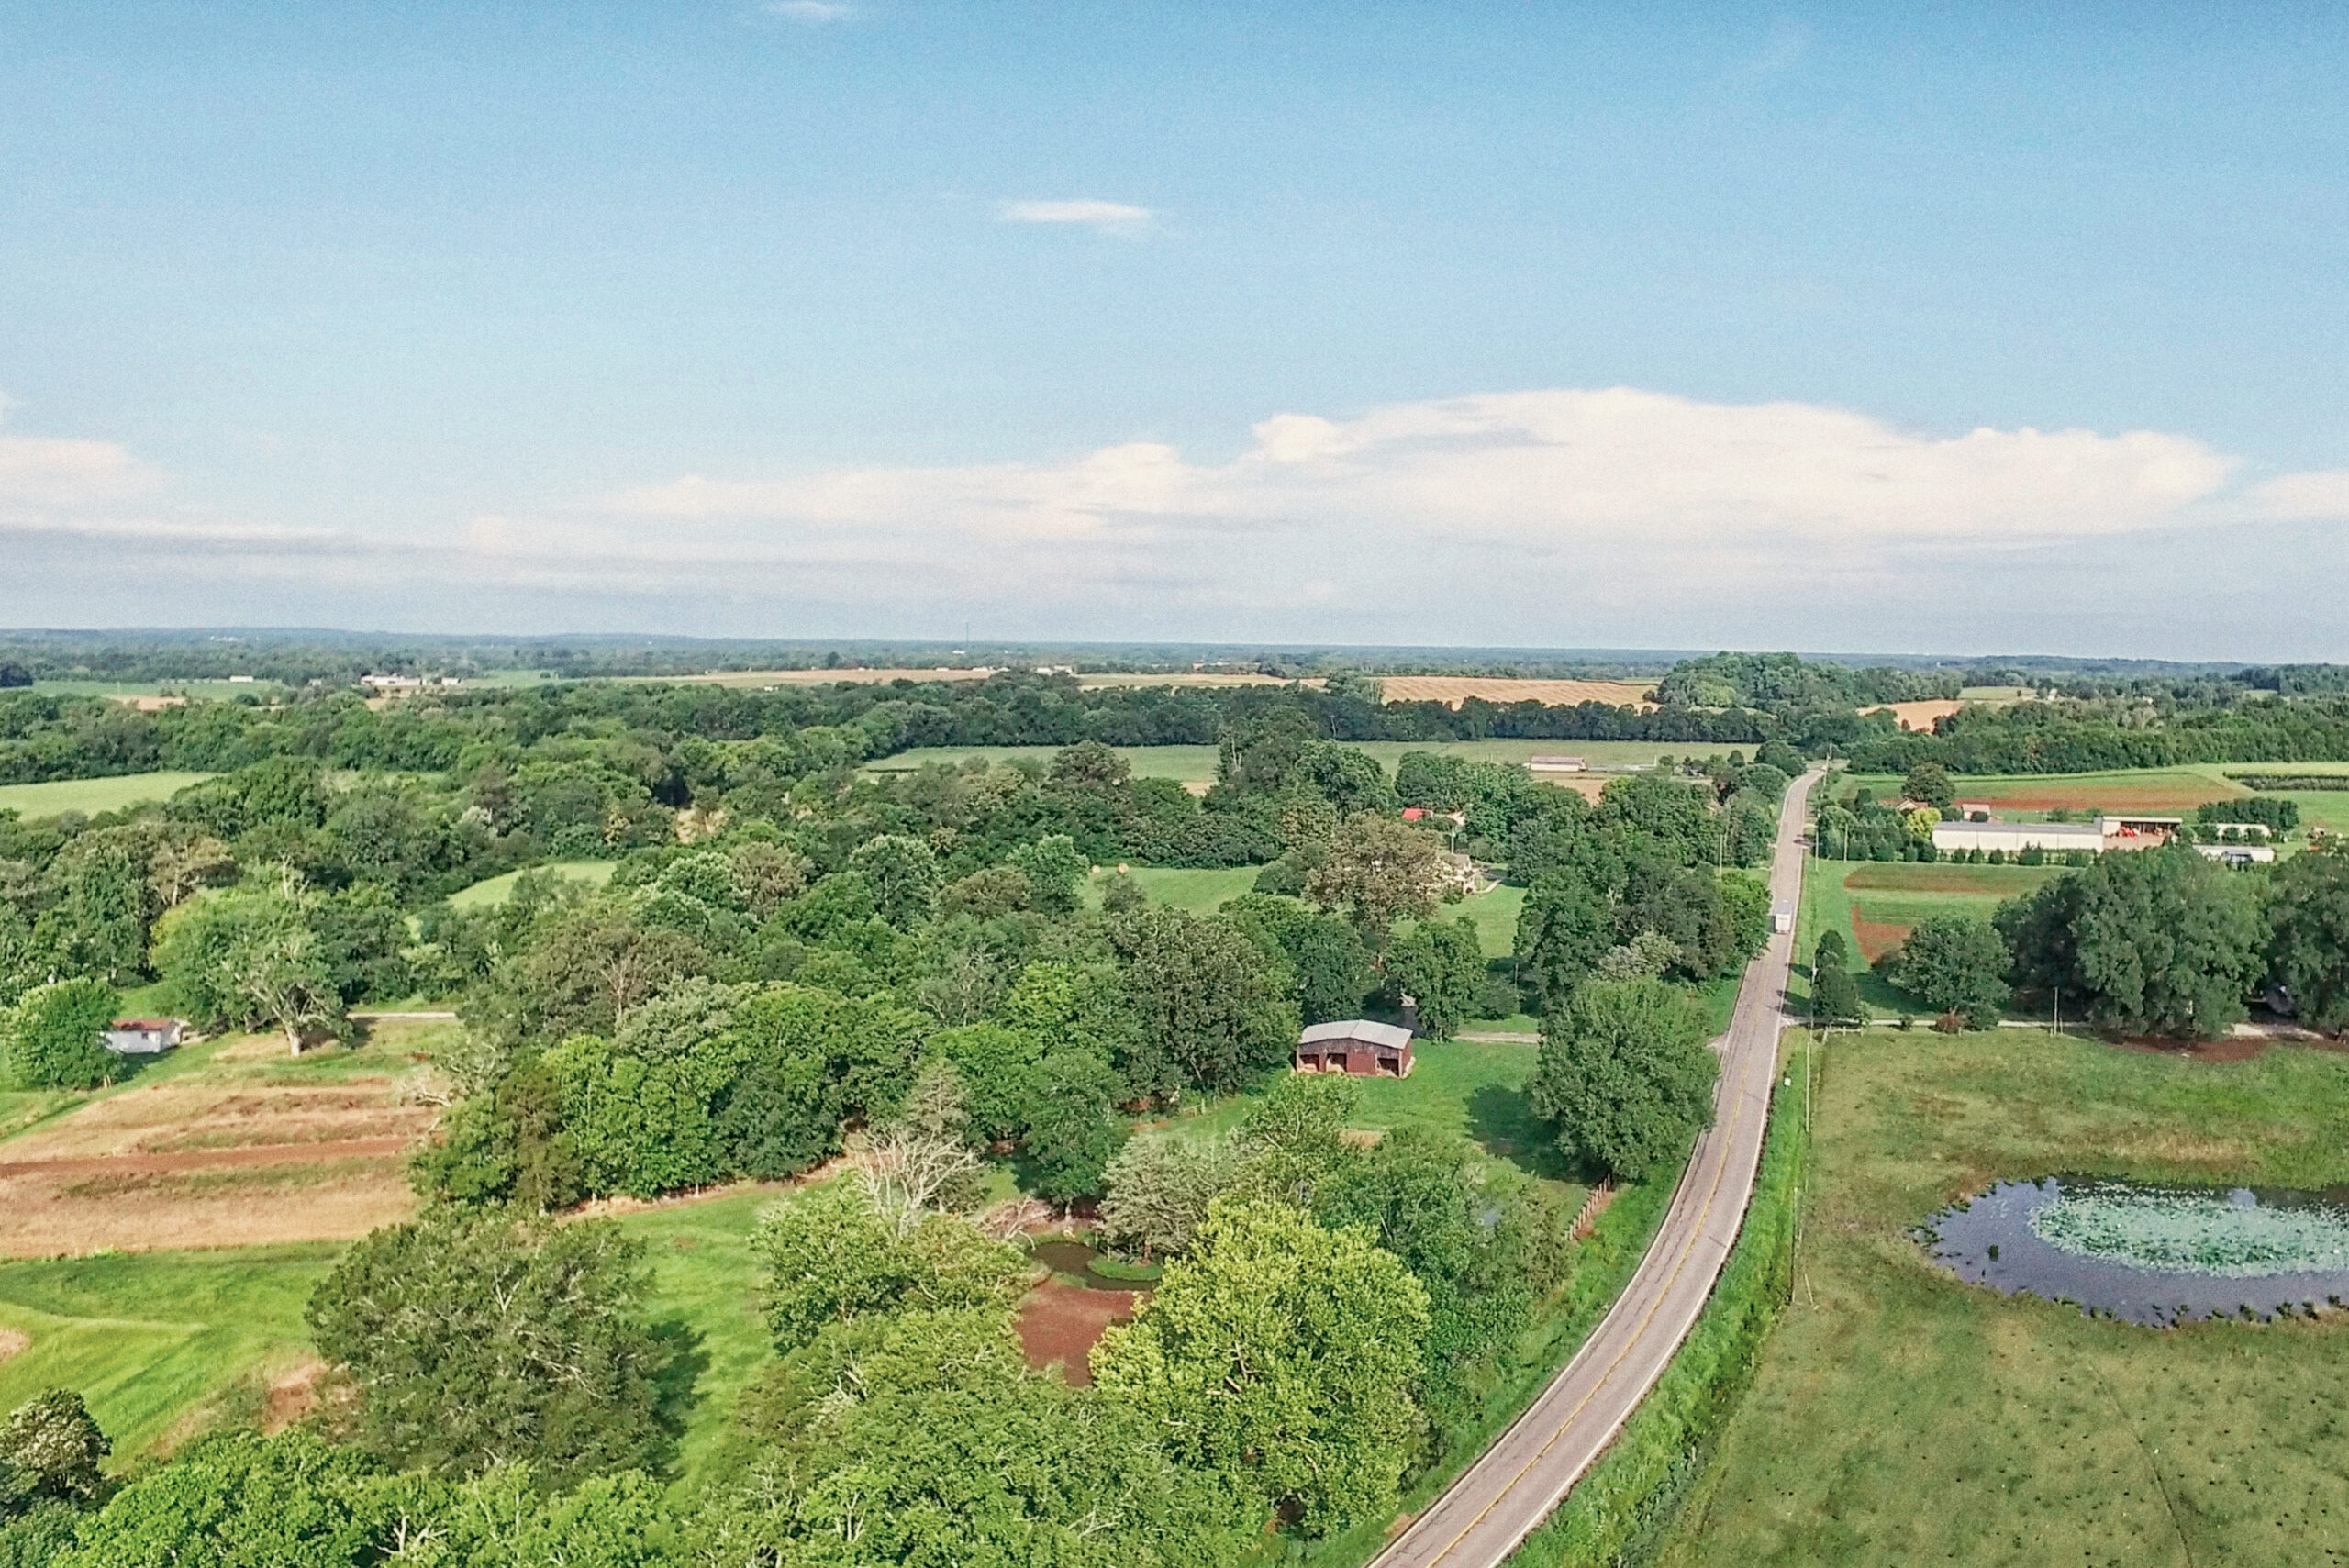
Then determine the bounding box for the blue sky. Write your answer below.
[3,3,2346,657]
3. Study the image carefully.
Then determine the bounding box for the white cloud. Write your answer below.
[996,199,1154,236]
[14,383,2349,655]
[764,1,852,21]
[2256,470,2349,519]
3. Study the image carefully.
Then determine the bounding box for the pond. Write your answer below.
[1922,1175,2349,1326]
[1030,1239,1161,1293]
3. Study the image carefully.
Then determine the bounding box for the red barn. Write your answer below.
[1294,1019,1414,1078]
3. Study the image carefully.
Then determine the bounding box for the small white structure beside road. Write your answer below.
[1527,756,1587,773]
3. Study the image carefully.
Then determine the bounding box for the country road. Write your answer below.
[1370,766,1821,1568]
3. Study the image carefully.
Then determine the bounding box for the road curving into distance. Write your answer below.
[1370,765,1822,1568]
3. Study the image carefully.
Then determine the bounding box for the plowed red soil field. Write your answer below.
[1015,1282,1141,1385]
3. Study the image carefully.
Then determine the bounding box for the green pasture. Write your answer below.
[446,859,618,909]
[31,680,289,701]
[1655,1028,2349,1568]
[0,771,213,819]
[608,1189,785,1494]
[869,744,1223,783]
[0,1245,342,1464]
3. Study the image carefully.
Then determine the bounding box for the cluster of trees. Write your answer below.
[1824,841,2349,1040]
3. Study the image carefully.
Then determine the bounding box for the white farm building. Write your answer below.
[1930,820,2104,856]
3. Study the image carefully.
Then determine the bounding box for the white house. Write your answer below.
[103,1018,182,1055]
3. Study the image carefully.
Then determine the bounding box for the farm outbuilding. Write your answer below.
[103,1018,182,1055]
[1931,820,2104,856]
[1295,1019,1414,1078]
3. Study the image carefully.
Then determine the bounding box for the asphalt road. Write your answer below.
[1370,766,1821,1568]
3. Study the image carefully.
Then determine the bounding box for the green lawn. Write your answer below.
[1082,863,1264,912]
[1655,1028,2349,1568]
[447,859,618,909]
[607,1190,785,1495]
[0,1245,343,1464]
[0,771,214,819]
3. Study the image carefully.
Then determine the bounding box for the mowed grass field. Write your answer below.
[1655,1029,2349,1568]
[447,859,618,908]
[0,771,213,818]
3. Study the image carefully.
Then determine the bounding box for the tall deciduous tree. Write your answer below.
[1305,813,1449,940]
[1529,976,1716,1180]
[1997,847,2264,1038]
[1091,1198,1431,1534]
[1107,906,1297,1096]
[2267,845,2349,1033]
[305,1210,671,1488]
[1386,917,1487,1039]
[1513,874,1612,1016]
[2,979,119,1091]
[1892,915,2011,1029]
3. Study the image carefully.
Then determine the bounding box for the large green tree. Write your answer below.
[1513,874,1612,1016]
[751,1179,1027,1352]
[1386,916,1487,1039]
[2267,845,2349,1033]
[1305,813,1450,940]
[1107,906,1297,1096]
[2,979,119,1091]
[1892,915,2011,1029]
[1529,976,1716,1180]
[306,1209,671,1488]
[1998,847,2264,1038]
[1091,1198,1431,1535]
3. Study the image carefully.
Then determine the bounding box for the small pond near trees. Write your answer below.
[1923,1175,2349,1325]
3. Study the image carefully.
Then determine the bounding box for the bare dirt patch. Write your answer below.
[1851,913,1913,964]
[1378,677,1657,711]
[261,1358,331,1434]
[0,1329,28,1364]
[1016,1282,1142,1385]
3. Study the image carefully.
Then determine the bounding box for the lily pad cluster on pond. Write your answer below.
[1923,1175,2349,1326]
[2031,1184,2349,1279]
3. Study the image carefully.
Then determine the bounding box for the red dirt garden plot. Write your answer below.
[1949,776,2243,813]
[1852,912,1913,964]
[1015,1281,1143,1385]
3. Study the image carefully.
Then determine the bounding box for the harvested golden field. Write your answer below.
[1864,697,1965,731]
[1379,676,1657,709]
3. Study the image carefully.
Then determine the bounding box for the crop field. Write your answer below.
[446,858,617,908]
[1653,1028,2349,1568]
[1797,858,2061,1003]
[0,1018,450,1258]
[1843,769,2246,816]
[0,771,214,818]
